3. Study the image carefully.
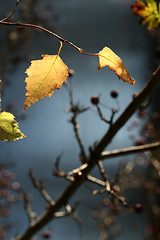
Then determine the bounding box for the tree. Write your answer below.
[0,0,160,239]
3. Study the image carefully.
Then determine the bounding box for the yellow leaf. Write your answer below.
[0,111,26,141]
[23,54,69,110]
[98,47,135,85]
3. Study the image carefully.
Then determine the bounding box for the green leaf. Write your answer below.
[0,112,26,142]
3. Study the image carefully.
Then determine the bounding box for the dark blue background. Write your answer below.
[0,0,156,239]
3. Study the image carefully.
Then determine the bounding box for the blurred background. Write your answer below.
[0,0,159,239]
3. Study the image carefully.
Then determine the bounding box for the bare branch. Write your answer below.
[87,174,128,206]
[93,66,160,156]
[100,142,160,160]
[96,105,118,125]
[66,86,88,161]
[28,169,54,204]
[23,193,38,224]
[97,160,111,192]
[0,20,83,52]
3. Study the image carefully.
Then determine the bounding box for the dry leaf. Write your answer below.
[98,47,135,85]
[23,54,69,110]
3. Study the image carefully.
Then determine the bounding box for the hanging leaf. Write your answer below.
[0,111,26,141]
[23,53,69,110]
[132,0,160,29]
[98,47,135,84]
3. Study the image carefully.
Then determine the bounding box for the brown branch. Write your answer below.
[12,65,160,240]
[0,0,20,22]
[87,174,128,205]
[100,142,160,160]
[66,86,88,161]
[97,160,111,192]
[23,193,38,224]
[92,66,160,157]
[0,20,83,52]
[96,105,118,125]
[28,169,54,204]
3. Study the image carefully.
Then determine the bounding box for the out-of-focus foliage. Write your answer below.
[132,0,160,29]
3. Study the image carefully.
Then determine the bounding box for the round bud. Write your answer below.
[134,203,143,213]
[134,137,146,146]
[91,96,99,105]
[110,90,118,98]
[74,171,84,182]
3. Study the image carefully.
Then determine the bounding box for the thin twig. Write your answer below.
[100,142,160,160]
[67,163,88,175]
[0,0,20,22]
[87,174,128,205]
[96,105,118,125]
[87,175,106,187]
[54,163,88,181]
[29,169,54,204]
[97,105,110,124]
[0,21,83,52]
[23,193,37,224]
[66,85,87,161]
[97,160,111,191]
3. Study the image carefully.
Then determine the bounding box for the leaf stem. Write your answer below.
[0,20,100,58]
[0,0,20,23]
[0,21,83,52]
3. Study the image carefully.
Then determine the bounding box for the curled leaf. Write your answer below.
[132,0,160,29]
[0,112,26,141]
[23,54,69,110]
[98,47,135,85]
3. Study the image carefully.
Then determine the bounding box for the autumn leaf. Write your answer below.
[0,111,26,141]
[132,0,160,29]
[23,45,69,110]
[98,47,135,84]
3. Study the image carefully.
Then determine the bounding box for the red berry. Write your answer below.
[91,96,99,105]
[74,171,84,182]
[43,231,51,238]
[134,203,143,213]
[110,90,118,98]
[134,137,146,146]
